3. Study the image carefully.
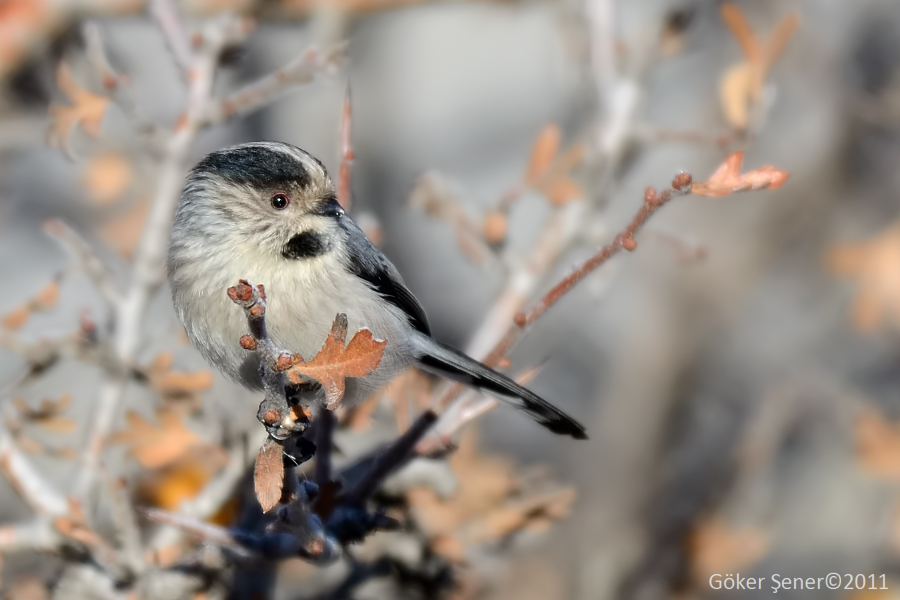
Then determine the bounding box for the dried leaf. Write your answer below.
[542,178,583,206]
[687,517,770,578]
[254,438,284,513]
[110,409,203,469]
[827,223,900,331]
[99,197,150,258]
[6,576,48,600]
[154,371,214,395]
[47,63,109,157]
[82,152,133,205]
[286,314,387,409]
[691,151,788,197]
[524,125,560,185]
[2,306,30,330]
[15,394,77,433]
[482,210,508,245]
[720,3,761,64]
[762,11,801,73]
[137,447,228,512]
[719,62,755,130]
[33,281,59,309]
[718,5,798,130]
[855,409,900,477]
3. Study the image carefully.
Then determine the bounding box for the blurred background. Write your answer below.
[3,0,900,598]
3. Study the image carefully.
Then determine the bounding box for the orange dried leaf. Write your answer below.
[111,409,202,469]
[82,152,133,205]
[762,12,801,73]
[855,409,900,477]
[99,197,150,258]
[2,306,29,330]
[286,314,386,410]
[154,371,214,395]
[720,3,761,63]
[687,517,770,578]
[47,63,109,157]
[691,152,788,197]
[542,178,583,206]
[482,210,508,245]
[33,281,59,309]
[254,439,284,513]
[826,223,900,331]
[719,63,755,130]
[524,125,560,185]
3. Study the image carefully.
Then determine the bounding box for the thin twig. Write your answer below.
[315,409,336,487]
[203,44,345,126]
[346,410,437,505]
[107,476,145,575]
[0,430,67,515]
[82,21,158,138]
[423,175,693,447]
[148,0,193,73]
[337,85,354,211]
[43,220,121,310]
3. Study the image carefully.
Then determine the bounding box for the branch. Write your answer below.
[345,410,437,506]
[0,429,67,516]
[337,85,354,211]
[148,0,193,73]
[422,174,693,448]
[203,44,345,126]
[75,14,250,498]
[43,220,121,310]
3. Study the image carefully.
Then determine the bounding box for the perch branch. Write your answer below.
[420,174,693,450]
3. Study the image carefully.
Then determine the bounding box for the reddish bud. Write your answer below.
[249,305,265,319]
[240,335,257,350]
[644,186,657,205]
[497,357,512,370]
[621,237,637,251]
[263,410,279,425]
[226,287,237,301]
[276,354,293,370]
[257,284,266,299]
[672,172,692,191]
[307,539,324,556]
[513,313,527,327]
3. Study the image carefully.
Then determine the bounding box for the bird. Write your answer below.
[167,141,586,439]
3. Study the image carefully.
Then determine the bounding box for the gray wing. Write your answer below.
[334,205,432,336]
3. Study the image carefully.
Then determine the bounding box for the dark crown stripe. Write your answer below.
[194,145,313,189]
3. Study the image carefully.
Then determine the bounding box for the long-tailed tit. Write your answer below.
[167,142,586,439]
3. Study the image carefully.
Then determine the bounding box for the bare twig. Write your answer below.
[422,174,693,448]
[107,477,145,575]
[82,21,158,138]
[346,410,437,505]
[75,14,250,499]
[148,0,193,73]
[43,220,121,310]
[337,85,354,211]
[203,44,345,126]
[0,430,67,515]
[315,409,336,487]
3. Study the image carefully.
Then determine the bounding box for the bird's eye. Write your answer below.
[271,193,290,210]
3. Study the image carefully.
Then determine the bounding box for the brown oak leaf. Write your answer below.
[690,151,789,197]
[254,438,284,513]
[718,4,799,129]
[286,313,386,410]
[827,223,900,331]
[110,408,202,469]
[47,63,110,158]
[524,124,561,185]
[13,394,77,433]
[687,516,770,579]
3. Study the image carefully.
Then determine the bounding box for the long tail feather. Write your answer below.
[414,338,587,440]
